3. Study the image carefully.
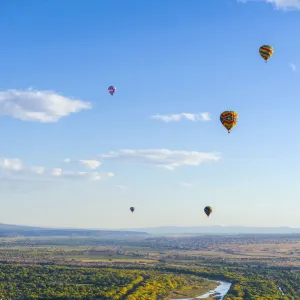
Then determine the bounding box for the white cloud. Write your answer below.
[50,169,114,181]
[63,158,102,169]
[99,149,221,170]
[50,168,61,177]
[80,160,101,169]
[30,166,46,175]
[0,89,91,122]
[179,182,194,188]
[290,63,297,71]
[151,112,211,122]
[0,158,23,172]
[237,0,300,10]
[0,158,114,181]
[200,112,211,121]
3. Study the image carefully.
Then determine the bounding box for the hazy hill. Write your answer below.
[2,223,299,237]
[122,226,300,235]
[0,223,149,238]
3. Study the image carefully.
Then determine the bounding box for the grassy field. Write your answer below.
[167,282,217,299]
[2,238,299,268]
[65,254,156,263]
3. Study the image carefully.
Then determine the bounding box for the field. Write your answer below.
[0,234,299,299]
[1,234,300,265]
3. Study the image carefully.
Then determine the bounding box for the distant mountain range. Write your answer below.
[121,226,300,235]
[0,223,149,238]
[1,223,300,237]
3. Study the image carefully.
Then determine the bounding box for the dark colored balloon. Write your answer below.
[130,207,135,213]
[108,85,116,96]
[204,206,212,217]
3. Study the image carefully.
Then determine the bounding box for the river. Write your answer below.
[278,286,284,296]
[173,280,231,300]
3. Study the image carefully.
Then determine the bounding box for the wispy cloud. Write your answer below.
[237,0,300,10]
[151,112,211,122]
[50,168,114,181]
[63,158,102,169]
[0,158,114,181]
[0,89,91,123]
[290,63,297,72]
[99,149,221,171]
[0,158,23,172]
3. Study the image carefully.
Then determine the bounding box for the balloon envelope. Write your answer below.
[259,45,274,62]
[108,85,116,96]
[204,206,212,217]
[220,111,238,133]
[130,207,135,213]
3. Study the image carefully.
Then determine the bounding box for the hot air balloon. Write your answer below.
[108,85,116,96]
[204,206,212,217]
[220,111,238,133]
[130,207,135,213]
[259,45,274,63]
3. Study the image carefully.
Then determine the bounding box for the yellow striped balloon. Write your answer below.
[259,45,274,62]
[220,111,238,133]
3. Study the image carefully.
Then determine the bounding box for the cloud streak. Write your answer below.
[0,89,91,123]
[99,149,221,170]
[237,0,300,10]
[151,112,211,122]
[0,158,114,181]
[63,158,102,169]
[290,63,297,71]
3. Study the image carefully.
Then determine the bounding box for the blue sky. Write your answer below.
[0,0,300,229]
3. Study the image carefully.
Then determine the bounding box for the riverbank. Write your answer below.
[168,281,217,299]
[170,280,231,300]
